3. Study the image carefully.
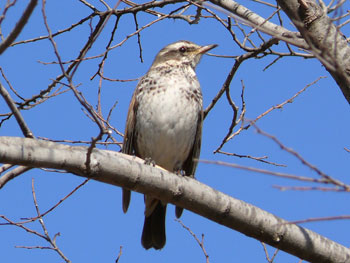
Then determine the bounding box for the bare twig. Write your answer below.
[273,185,348,192]
[217,150,286,167]
[203,62,237,119]
[255,125,350,191]
[37,136,121,146]
[289,215,350,225]
[0,67,25,100]
[11,13,95,47]
[0,164,13,173]
[261,242,279,263]
[0,166,32,189]
[0,82,34,138]
[226,76,324,143]
[21,178,90,223]
[115,246,123,263]
[0,0,38,54]
[199,159,331,184]
[0,214,47,239]
[31,178,71,262]
[133,13,143,63]
[176,219,209,263]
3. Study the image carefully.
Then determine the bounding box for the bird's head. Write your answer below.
[151,40,217,69]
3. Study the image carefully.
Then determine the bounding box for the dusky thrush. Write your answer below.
[122,40,217,250]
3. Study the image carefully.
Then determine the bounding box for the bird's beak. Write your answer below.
[197,44,218,54]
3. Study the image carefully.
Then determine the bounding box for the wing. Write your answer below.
[183,109,203,178]
[121,90,139,213]
[175,109,203,218]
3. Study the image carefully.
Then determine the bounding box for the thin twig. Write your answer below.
[226,76,324,143]
[176,219,209,263]
[0,82,34,138]
[199,159,330,184]
[31,178,71,262]
[0,166,32,189]
[255,125,350,191]
[0,67,25,100]
[0,0,38,54]
[217,150,286,167]
[261,242,279,263]
[0,214,47,239]
[289,215,350,225]
[115,246,123,263]
[21,178,90,223]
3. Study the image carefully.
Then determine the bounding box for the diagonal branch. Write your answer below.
[207,0,308,49]
[276,0,350,104]
[0,0,38,55]
[0,136,349,263]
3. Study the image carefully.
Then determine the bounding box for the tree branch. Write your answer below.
[0,137,349,263]
[0,0,38,55]
[207,0,308,49]
[0,82,34,138]
[277,0,350,104]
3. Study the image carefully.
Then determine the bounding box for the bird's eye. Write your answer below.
[179,46,187,53]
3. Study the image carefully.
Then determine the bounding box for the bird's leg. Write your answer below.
[174,169,185,177]
[144,157,156,167]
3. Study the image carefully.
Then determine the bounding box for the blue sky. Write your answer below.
[1,1,350,262]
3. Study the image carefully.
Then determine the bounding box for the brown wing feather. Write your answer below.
[175,109,203,218]
[122,90,139,213]
[183,110,203,178]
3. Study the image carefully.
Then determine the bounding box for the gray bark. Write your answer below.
[0,136,349,263]
[277,0,350,103]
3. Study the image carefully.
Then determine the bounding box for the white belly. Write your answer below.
[135,83,201,171]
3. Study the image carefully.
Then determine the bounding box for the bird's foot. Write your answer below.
[144,157,156,167]
[174,170,186,177]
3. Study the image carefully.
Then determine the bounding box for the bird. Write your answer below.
[121,40,217,250]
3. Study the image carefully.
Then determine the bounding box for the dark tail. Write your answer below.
[122,189,131,213]
[141,202,167,250]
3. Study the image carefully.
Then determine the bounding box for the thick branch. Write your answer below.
[208,0,308,49]
[277,0,350,104]
[0,137,349,262]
